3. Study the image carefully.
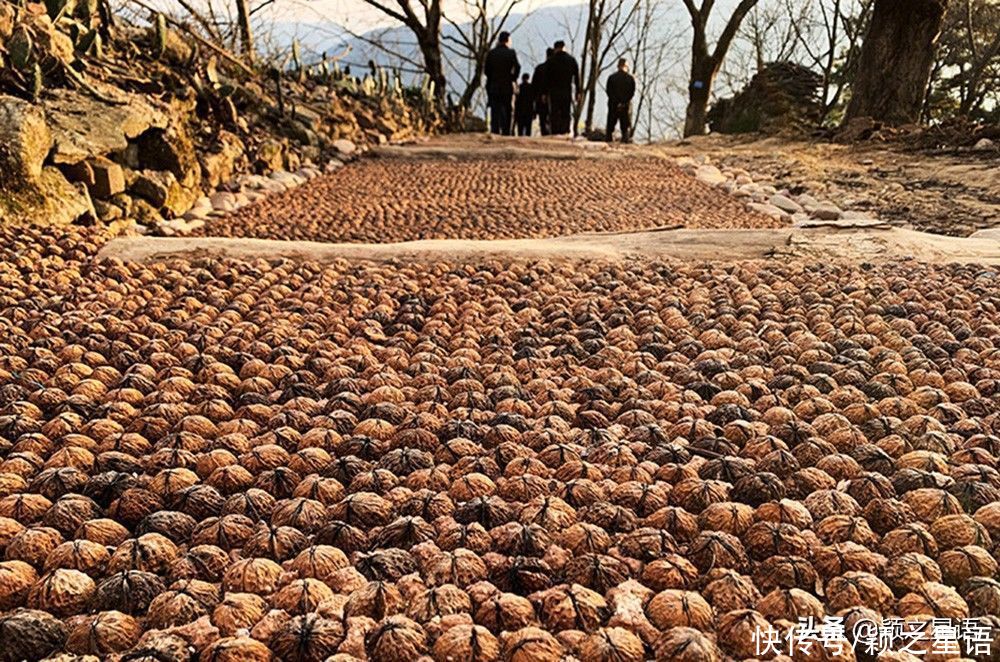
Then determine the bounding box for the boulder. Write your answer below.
[0,167,93,226]
[201,131,245,188]
[694,165,727,186]
[810,203,843,221]
[254,139,284,173]
[0,4,14,43]
[43,88,169,165]
[333,138,358,156]
[93,199,123,222]
[131,169,198,217]
[769,194,803,214]
[130,197,164,224]
[135,124,199,189]
[0,95,54,189]
[90,158,125,199]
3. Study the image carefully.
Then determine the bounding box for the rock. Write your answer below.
[200,130,245,188]
[255,139,285,173]
[333,139,357,156]
[811,203,843,221]
[43,89,169,165]
[209,191,238,212]
[0,167,94,226]
[0,3,13,42]
[61,160,96,188]
[294,106,324,131]
[376,116,398,137]
[131,170,175,208]
[694,165,727,186]
[769,194,803,214]
[90,158,126,199]
[748,203,789,221]
[131,198,164,224]
[136,124,199,189]
[674,156,696,169]
[973,138,996,151]
[271,171,304,188]
[0,95,53,188]
[93,199,123,222]
[157,26,195,66]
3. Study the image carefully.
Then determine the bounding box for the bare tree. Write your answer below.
[442,0,526,109]
[355,0,448,103]
[783,0,872,123]
[681,0,762,137]
[234,0,255,62]
[575,0,641,134]
[631,0,686,140]
[931,0,1000,118]
[845,0,949,125]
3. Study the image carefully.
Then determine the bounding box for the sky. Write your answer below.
[253,0,580,33]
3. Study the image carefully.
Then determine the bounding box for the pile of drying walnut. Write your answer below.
[1,225,999,661]
[194,158,781,243]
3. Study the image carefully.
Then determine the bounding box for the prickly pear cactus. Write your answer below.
[153,13,167,59]
[9,26,35,70]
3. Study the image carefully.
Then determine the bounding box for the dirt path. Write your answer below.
[655,135,1000,236]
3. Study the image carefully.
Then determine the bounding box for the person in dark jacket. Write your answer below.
[514,74,535,136]
[484,31,520,135]
[532,48,553,135]
[544,40,579,136]
[605,57,636,143]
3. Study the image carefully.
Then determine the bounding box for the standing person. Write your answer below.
[605,58,636,143]
[544,40,580,136]
[514,74,535,136]
[484,31,520,136]
[532,48,553,135]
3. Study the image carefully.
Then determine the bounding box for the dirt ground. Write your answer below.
[654,134,1000,237]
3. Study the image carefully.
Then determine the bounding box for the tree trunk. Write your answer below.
[683,40,714,137]
[418,33,448,105]
[234,0,254,64]
[844,0,948,125]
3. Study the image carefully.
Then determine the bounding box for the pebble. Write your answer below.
[748,203,789,221]
[973,138,996,151]
[811,203,843,221]
[769,194,803,214]
[209,191,237,212]
[695,165,727,186]
[333,139,357,156]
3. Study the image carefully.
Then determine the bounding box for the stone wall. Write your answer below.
[0,2,440,229]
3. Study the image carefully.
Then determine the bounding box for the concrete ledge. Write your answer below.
[98,226,1000,266]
